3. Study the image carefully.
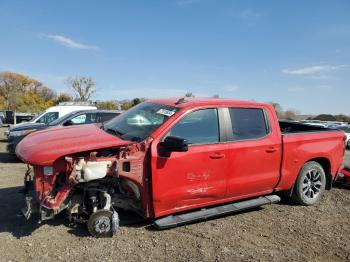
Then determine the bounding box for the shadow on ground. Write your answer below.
[0,185,152,238]
[0,152,21,163]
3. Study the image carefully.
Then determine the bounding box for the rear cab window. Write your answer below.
[228,108,269,141]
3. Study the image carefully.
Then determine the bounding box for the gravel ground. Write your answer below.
[0,127,349,262]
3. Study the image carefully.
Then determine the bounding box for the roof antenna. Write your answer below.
[175,97,186,105]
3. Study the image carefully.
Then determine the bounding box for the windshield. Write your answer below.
[31,111,45,122]
[103,102,179,142]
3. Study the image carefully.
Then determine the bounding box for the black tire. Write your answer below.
[291,161,326,206]
[87,210,114,238]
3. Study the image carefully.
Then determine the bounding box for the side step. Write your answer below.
[153,195,280,230]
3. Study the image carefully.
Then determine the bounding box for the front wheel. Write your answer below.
[87,209,119,238]
[292,161,326,206]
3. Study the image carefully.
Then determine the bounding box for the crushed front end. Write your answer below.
[19,141,152,237]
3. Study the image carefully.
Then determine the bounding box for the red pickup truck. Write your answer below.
[16,98,345,237]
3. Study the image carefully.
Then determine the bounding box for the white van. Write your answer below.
[6,102,97,135]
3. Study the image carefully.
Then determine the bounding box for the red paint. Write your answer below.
[340,169,350,184]
[16,124,131,165]
[16,98,345,219]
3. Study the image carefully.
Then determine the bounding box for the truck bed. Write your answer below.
[279,120,334,134]
[276,120,345,191]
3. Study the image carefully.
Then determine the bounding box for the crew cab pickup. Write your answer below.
[16,98,345,237]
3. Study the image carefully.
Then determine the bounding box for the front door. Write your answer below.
[151,108,228,217]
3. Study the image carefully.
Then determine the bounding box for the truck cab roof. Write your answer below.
[149,97,268,109]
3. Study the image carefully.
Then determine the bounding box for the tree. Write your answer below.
[212,94,220,98]
[0,71,56,113]
[313,114,336,121]
[185,92,194,97]
[66,76,95,101]
[131,98,142,106]
[55,93,73,104]
[334,114,350,123]
[0,72,27,111]
[120,100,133,110]
[96,100,118,110]
[284,110,297,120]
[269,102,283,119]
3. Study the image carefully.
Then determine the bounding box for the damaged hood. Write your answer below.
[16,124,131,165]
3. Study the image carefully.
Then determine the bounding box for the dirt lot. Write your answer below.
[0,127,349,262]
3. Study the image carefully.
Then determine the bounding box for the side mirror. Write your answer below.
[160,136,188,153]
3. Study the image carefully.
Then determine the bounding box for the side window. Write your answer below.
[69,113,97,125]
[86,113,97,123]
[228,108,268,140]
[70,114,87,125]
[167,108,219,145]
[37,112,59,124]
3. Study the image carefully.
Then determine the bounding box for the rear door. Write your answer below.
[224,107,282,198]
[151,108,229,217]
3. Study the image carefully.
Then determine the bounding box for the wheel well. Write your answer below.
[307,157,332,190]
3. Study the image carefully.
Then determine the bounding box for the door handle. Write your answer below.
[265,147,277,153]
[210,153,225,159]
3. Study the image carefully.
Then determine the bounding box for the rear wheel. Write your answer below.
[292,161,326,206]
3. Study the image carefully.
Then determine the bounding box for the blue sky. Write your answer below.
[0,0,349,114]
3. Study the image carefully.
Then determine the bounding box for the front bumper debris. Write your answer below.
[20,166,38,220]
[21,196,37,220]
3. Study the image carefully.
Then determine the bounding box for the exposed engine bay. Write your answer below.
[22,140,152,237]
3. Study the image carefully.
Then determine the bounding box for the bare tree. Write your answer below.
[185,92,194,97]
[66,76,95,101]
[269,102,283,119]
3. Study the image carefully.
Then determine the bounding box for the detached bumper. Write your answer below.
[20,170,38,220]
[21,195,38,220]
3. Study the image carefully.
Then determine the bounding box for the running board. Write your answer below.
[153,195,280,230]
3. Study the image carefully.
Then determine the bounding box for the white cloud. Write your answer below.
[307,74,330,80]
[47,34,99,50]
[238,10,262,21]
[282,65,347,75]
[234,9,262,26]
[224,85,240,92]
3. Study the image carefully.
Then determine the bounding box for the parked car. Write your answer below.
[7,109,122,154]
[5,103,97,137]
[329,125,350,143]
[0,110,36,126]
[16,98,345,237]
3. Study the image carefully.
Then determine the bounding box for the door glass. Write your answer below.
[69,113,97,125]
[37,112,59,124]
[168,109,219,145]
[70,114,87,125]
[228,108,268,140]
